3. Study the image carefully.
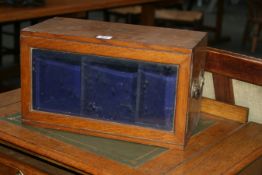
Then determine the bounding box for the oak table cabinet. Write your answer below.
[20,17,207,149]
[0,89,261,175]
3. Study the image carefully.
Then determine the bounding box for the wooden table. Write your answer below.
[0,89,261,175]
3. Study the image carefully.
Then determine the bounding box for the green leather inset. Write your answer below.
[0,114,214,167]
[1,114,166,167]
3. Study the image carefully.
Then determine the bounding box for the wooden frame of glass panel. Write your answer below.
[21,18,207,149]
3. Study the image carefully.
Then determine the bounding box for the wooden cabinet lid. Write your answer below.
[21,17,207,53]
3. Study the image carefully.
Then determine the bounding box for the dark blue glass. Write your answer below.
[32,49,178,131]
[138,65,177,130]
[82,59,137,122]
[32,50,81,115]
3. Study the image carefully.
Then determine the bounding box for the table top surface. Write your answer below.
[0,89,261,175]
[0,0,181,23]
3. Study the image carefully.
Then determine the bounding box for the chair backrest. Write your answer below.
[205,47,262,104]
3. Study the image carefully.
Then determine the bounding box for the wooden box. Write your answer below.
[21,17,207,149]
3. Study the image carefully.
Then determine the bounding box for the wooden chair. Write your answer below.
[205,47,262,105]
[242,0,262,52]
[106,5,203,29]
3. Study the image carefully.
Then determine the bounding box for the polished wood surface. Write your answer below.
[22,17,205,52]
[205,47,262,104]
[212,73,235,104]
[0,143,78,175]
[206,47,262,86]
[171,122,261,175]
[0,150,64,175]
[200,97,248,123]
[0,161,19,175]
[0,89,261,175]
[239,156,262,175]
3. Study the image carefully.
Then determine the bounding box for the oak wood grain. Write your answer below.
[0,162,19,175]
[205,47,262,105]
[212,73,235,104]
[138,115,244,175]
[0,89,261,175]
[167,122,262,175]
[21,17,205,53]
[237,155,262,175]
[0,102,20,117]
[0,144,77,175]
[0,89,20,108]
[200,97,248,123]
[0,121,145,175]
[205,47,262,86]
[0,151,54,175]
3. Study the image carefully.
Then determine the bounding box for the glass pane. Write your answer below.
[32,49,178,131]
[32,50,81,115]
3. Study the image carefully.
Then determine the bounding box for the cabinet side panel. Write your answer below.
[186,36,207,140]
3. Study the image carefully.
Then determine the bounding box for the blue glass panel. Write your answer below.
[138,65,177,130]
[32,50,81,115]
[32,49,178,131]
[82,60,137,122]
